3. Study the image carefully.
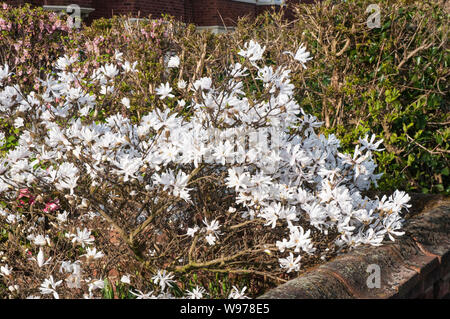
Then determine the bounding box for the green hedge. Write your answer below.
[231,0,449,194]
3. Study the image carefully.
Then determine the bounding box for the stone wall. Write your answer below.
[259,194,450,299]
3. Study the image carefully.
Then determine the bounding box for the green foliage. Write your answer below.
[1,0,448,196]
[101,279,136,299]
[233,0,449,194]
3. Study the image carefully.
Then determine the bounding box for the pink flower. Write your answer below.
[44,199,60,213]
[18,188,32,200]
[17,188,36,207]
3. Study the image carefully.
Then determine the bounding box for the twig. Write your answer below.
[397,42,432,70]
[206,268,288,284]
[406,133,450,155]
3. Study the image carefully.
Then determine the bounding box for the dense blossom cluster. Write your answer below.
[0,39,410,298]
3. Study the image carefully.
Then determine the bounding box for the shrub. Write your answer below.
[0,2,73,156]
[62,15,195,120]
[3,0,446,299]
[231,0,449,194]
[0,36,411,298]
[0,2,73,87]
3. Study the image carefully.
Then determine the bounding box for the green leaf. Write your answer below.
[407,154,415,166]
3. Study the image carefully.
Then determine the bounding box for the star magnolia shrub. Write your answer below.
[0,40,411,299]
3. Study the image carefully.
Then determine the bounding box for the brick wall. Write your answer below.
[88,0,191,22]
[2,0,26,5]
[39,0,93,6]
[88,0,136,21]
[4,0,94,7]
[215,0,257,26]
[2,0,321,26]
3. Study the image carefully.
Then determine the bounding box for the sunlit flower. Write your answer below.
[0,264,11,277]
[66,227,95,247]
[167,55,180,68]
[186,286,207,299]
[279,253,301,273]
[151,270,175,291]
[81,247,105,261]
[284,43,313,69]
[228,286,249,299]
[29,248,52,268]
[156,82,174,99]
[39,275,62,299]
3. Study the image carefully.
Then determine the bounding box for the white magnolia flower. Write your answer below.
[55,55,76,71]
[238,40,266,62]
[14,117,24,128]
[66,227,95,247]
[100,63,119,78]
[32,234,51,247]
[390,190,411,212]
[359,134,384,152]
[380,213,405,241]
[59,260,81,275]
[39,275,63,299]
[130,289,155,299]
[151,270,175,291]
[122,61,138,73]
[186,286,207,299]
[156,82,174,99]
[228,286,249,299]
[56,211,69,223]
[120,275,131,284]
[225,168,249,192]
[81,247,105,260]
[66,273,82,289]
[167,55,180,68]
[86,278,105,293]
[193,77,212,91]
[203,218,221,235]
[0,63,12,82]
[177,79,187,89]
[205,233,217,246]
[284,43,313,69]
[121,97,131,109]
[100,85,115,95]
[279,253,301,273]
[114,50,123,61]
[287,226,316,254]
[0,264,11,277]
[0,132,5,147]
[29,248,52,268]
[186,225,199,237]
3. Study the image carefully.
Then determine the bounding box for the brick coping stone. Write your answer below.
[258,194,450,299]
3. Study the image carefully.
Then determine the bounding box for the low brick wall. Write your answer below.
[259,194,450,299]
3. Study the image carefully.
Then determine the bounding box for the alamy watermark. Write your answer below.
[200,126,284,172]
[366,264,381,288]
[366,4,381,29]
[56,4,81,29]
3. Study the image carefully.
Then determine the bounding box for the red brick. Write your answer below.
[4,0,321,26]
